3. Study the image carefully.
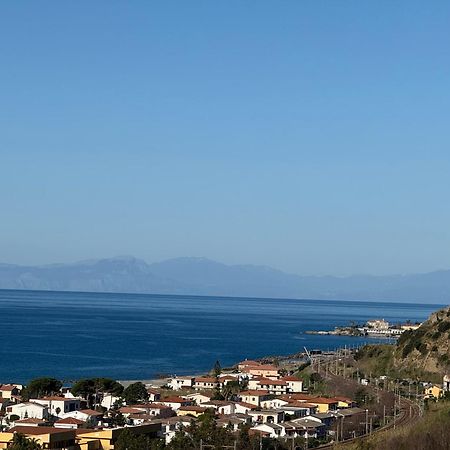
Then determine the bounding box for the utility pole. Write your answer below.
[365,409,369,435]
[383,405,386,426]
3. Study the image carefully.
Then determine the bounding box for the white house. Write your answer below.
[200,401,235,415]
[54,417,85,429]
[248,409,284,424]
[32,396,80,417]
[101,394,121,409]
[167,377,194,390]
[159,397,193,411]
[185,393,212,405]
[193,377,219,390]
[250,423,283,438]
[282,376,303,393]
[7,402,48,419]
[61,408,103,426]
[239,390,272,407]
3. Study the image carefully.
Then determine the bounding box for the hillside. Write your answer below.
[394,305,450,374]
[1,256,450,302]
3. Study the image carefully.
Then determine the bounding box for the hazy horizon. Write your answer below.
[2,1,450,276]
[3,254,450,279]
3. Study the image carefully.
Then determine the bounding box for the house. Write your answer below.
[250,423,283,438]
[237,360,261,371]
[177,406,210,417]
[444,374,450,392]
[0,384,20,400]
[167,377,195,390]
[234,402,258,414]
[152,416,194,444]
[0,426,76,449]
[13,417,49,427]
[217,414,252,431]
[309,412,337,429]
[239,390,272,407]
[366,319,389,330]
[128,413,155,425]
[248,409,284,424]
[62,408,103,426]
[119,406,146,417]
[285,418,326,439]
[333,396,356,408]
[129,403,174,419]
[242,365,280,379]
[256,378,288,395]
[101,394,121,409]
[147,389,161,402]
[32,396,80,417]
[185,393,212,405]
[218,375,236,387]
[278,402,318,418]
[159,396,194,411]
[307,397,338,413]
[7,402,49,419]
[424,385,443,399]
[193,377,219,390]
[54,417,86,429]
[281,376,303,393]
[200,400,235,415]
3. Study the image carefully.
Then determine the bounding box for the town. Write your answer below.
[307,319,422,338]
[0,342,445,450]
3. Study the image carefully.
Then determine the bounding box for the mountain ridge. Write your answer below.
[0,256,449,303]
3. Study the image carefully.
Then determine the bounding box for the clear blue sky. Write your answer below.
[1,1,450,276]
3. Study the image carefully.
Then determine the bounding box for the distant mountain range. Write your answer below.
[0,256,449,303]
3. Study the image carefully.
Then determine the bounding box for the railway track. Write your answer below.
[313,355,422,449]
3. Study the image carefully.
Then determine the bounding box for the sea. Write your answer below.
[0,289,444,384]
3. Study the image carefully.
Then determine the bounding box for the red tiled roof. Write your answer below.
[179,406,209,413]
[79,409,103,416]
[258,377,287,386]
[240,390,270,396]
[119,407,144,414]
[15,418,47,424]
[282,376,302,382]
[161,397,191,403]
[236,402,258,410]
[194,377,218,383]
[0,385,17,391]
[56,417,85,424]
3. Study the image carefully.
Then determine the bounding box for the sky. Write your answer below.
[1,1,450,276]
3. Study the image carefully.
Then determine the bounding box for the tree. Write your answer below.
[9,433,42,450]
[115,428,150,450]
[71,378,124,407]
[212,360,222,377]
[123,382,149,405]
[22,378,62,400]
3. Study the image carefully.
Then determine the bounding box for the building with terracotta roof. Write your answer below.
[0,426,76,449]
[55,417,86,429]
[193,377,220,390]
[177,405,210,417]
[239,390,273,407]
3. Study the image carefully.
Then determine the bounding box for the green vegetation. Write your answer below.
[71,377,124,407]
[340,401,450,450]
[8,433,42,450]
[123,382,149,405]
[354,345,395,377]
[21,377,62,400]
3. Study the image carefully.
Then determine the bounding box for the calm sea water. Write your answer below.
[0,289,443,383]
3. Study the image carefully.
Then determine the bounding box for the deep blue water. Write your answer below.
[0,289,443,383]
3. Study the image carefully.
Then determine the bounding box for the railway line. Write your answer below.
[312,353,422,449]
